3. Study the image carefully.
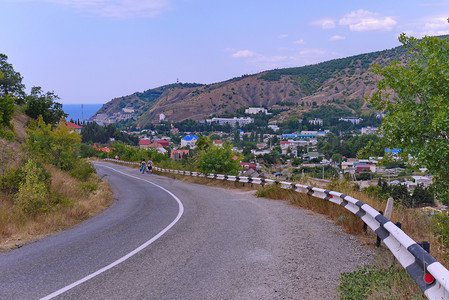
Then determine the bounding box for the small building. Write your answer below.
[256,143,266,149]
[241,162,258,170]
[412,176,433,187]
[361,127,378,135]
[206,117,254,127]
[339,117,363,125]
[171,149,190,160]
[181,135,199,148]
[139,139,152,149]
[122,107,135,113]
[213,140,223,147]
[66,122,82,134]
[154,140,170,147]
[308,118,323,126]
[245,107,270,115]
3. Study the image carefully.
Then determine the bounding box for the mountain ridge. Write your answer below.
[93,43,408,126]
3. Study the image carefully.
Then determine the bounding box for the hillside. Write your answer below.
[93,44,407,126]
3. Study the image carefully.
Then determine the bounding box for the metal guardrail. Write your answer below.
[103,159,449,299]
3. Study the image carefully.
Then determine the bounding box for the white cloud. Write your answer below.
[279,34,289,39]
[339,9,397,31]
[422,17,449,35]
[294,39,305,45]
[232,50,255,58]
[401,16,449,37]
[231,47,335,70]
[312,18,336,29]
[42,0,171,18]
[329,35,345,41]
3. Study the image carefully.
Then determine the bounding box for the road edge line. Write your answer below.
[40,163,184,300]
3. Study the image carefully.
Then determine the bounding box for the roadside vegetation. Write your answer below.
[0,54,113,251]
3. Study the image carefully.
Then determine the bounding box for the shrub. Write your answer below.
[432,212,449,260]
[363,185,383,201]
[69,159,96,182]
[1,167,24,194]
[15,159,50,216]
[78,182,99,194]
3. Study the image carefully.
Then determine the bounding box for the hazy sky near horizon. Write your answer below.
[1,0,449,104]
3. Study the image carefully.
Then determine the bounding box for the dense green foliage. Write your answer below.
[317,133,383,159]
[0,54,25,104]
[432,211,449,260]
[15,159,51,216]
[370,33,449,203]
[25,87,67,125]
[365,179,434,207]
[196,141,240,175]
[27,117,82,171]
[81,122,138,145]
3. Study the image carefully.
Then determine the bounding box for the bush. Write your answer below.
[1,167,24,194]
[78,182,99,194]
[15,159,51,216]
[356,171,372,181]
[432,212,449,260]
[363,185,383,201]
[69,159,96,182]
[196,143,240,175]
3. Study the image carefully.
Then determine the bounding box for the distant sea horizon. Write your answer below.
[62,104,103,122]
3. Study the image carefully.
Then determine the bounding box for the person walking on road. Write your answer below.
[147,159,153,173]
[140,160,146,174]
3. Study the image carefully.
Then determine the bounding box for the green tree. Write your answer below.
[196,135,212,152]
[369,33,449,203]
[25,86,67,125]
[27,117,81,170]
[0,54,25,104]
[15,159,50,216]
[196,142,240,175]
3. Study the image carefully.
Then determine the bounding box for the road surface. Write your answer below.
[0,162,372,299]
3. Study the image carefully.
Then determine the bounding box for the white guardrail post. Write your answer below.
[102,159,449,299]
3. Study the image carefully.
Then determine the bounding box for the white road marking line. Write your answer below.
[40,163,184,300]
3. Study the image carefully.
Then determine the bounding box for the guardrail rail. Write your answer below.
[103,158,449,299]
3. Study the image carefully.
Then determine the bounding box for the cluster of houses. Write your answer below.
[90,108,137,125]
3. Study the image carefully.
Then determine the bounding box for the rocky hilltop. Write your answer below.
[93,45,407,126]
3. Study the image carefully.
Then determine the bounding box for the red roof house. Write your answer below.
[66,122,82,134]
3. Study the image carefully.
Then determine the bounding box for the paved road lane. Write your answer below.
[0,162,373,299]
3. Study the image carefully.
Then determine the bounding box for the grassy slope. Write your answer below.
[0,112,113,252]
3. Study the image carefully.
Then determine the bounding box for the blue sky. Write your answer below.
[1,0,449,104]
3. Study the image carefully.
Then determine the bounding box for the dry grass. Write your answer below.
[0,165,113,252]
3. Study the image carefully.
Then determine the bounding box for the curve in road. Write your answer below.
[0,162,373,299]
[40,164,184,299]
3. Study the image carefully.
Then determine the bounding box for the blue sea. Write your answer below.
[62,104,103,122]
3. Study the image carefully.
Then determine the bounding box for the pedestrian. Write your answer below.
[140,160,146,174]
[147,159,153,173]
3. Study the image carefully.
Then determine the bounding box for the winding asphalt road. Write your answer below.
[0,162,373,299]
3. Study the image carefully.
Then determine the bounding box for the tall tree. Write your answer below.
[0,71,15,139]
[369,32,449,202]
[0,54,25,104]
[25,86,67,125]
